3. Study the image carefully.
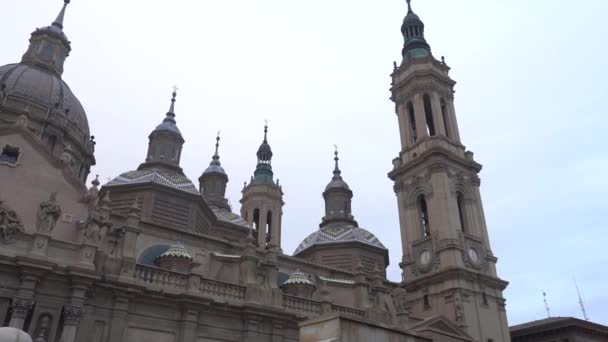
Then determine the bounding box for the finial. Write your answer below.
[406,0,413,13]
[91,174,100,187]
[333,145,342,177]
[215,131,221,155]
[263,120,269,142]
[52,0,71,29]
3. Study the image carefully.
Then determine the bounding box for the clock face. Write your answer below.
[419,250,431,265]
[468,247,479,263]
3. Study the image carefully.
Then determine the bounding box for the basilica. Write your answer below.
[0,1,512,341]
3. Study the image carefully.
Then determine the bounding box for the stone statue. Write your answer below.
[81,209,112,244]
[454,293,466,326]
[59,145,75,170]
[36,192,61,233]
[0,200,24,243]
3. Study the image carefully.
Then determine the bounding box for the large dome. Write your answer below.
[0,63,89,141]
[294,223,386,255]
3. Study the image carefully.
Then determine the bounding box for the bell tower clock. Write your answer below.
[389,1,510,341]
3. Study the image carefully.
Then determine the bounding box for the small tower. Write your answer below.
[280,269,316,299]
[240,125,284,250]
[321,147,357,227]
[142,90,185,170]
[199,133,229,210]
[294,148,388,276]
[154,242,193,274]
[389,1,509,341]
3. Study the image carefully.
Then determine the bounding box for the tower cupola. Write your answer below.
[401,0,431,60]
[321,147,357,227]
[252,125,274,184]
[21,0,72,76]
[199,133,229,210]
[143,90,185,170]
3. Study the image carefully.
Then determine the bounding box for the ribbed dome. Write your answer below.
[0,63,89,141]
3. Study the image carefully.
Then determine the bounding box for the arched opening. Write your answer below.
[48,135,57,154]
[137,244,171,266]
[423,94,436,136]
[253,209,260,230]
[267,212,273,242]
[417,195,431,237]
[457,192,467,233]
[440,98,450,138]
[407,101,418,143]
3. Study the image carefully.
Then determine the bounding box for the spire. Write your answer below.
[152,88,181,135]
[52,0,70,29]
[401,0,432,60]
[325,146,350,192]
[166,88,177,123]
[211,131,221,166]
[332,145,342,180]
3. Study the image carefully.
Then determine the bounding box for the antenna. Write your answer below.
[574,278,589,321]
[543,291,551,318]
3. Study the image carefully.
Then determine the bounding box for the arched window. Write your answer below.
[407,101,418,143]
[423,94,436,136]
[253,208,260,231]
[418,195,431,237]
[266,211,272,243]
[457,192,467,232]
[440,98,450,138]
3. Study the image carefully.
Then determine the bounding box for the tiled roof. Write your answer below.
[294,223,386,255]
[155,242,193,261]
[105,168,199,195]
[280,269,315,288]
[212,208,251,228]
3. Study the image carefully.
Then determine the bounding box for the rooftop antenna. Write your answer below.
[543,291,551,318]
[574,278,589,321]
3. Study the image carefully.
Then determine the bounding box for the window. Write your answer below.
[482,292,488,305]
[457,192,467,232]
[407,102,418,143]
[440,98,450,138]
[0,145,20,166]
[423,94,436,136]
[423,295,430,308]
[418,195,431,237]
[266,211,272,243]
[253,209,260,231]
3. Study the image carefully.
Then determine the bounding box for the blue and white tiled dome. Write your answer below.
[294,223,386,255]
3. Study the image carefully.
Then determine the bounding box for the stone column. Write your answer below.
[59,282,88,342]
[107,296,130,342]
[448,99,461,142]
[413,93,429,139]
[59,305,84,342]
[9,272,39,329]
[430,92,447,137]
[257,206,267,247]
[396,103,412,149]
[8,299,34,329]
[179,309,198,342]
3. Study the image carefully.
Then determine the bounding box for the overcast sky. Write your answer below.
[2,0,607,326]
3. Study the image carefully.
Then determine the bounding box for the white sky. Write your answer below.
[2,0,607,326]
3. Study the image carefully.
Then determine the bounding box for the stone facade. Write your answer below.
[0,1,512,342]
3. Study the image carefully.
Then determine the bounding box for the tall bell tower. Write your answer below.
[389,1,510,341]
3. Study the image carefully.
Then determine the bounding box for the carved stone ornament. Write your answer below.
[36,192,62,234]
[391,287,410,314]
[0,200,24,243]
[62,305,83,325]
[80,196,112,244]
[454,293,466,327]
[11,299,34,318]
